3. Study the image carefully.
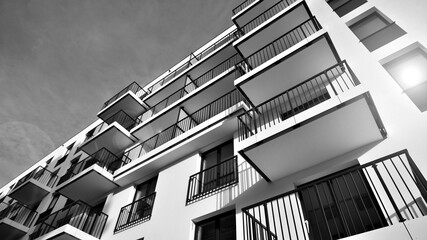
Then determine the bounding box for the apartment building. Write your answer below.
[1,0,427,239]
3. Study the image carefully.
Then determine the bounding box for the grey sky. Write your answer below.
[0,0,236,187]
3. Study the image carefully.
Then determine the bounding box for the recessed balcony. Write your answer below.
[186,156,238,204]
[133,56,243,140]
[56,148,123,204]
[8,166,57,206]
[30,201,108,240]
[144,29,239,109]
[241,150,427,240]
[0,202,37,240]
[237,61,386,181]
[80,111,138,156]
[114,89,249,186]
[98,82,148,122]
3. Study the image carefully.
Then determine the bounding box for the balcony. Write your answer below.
[232,0,258,16]
[134,54,243,133]
[237,61,386,181]
[98,82,148,122]
[80,111,138,156]
[186,156,238,204]
[241,150,427,240]
[0,202,37,240]
[144,29,239,109]
[30,201,107,240]
[56,148,123,204]
[8,166,57,206]
[114,89,248,186]
[115,192,156,232]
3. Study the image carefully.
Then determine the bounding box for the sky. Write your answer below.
[0,0,237,187]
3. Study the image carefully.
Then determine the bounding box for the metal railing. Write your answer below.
[233,0,257,15]
[12,166,58,190]
[241,17,321,72]
[0,202,37,227]
[146,30,238,94]
[101,82,147,110]
[121,89,248,168]
[115,192,156,232]
[242,150,427,240]
[30,201,108,239]
[238,60,359,141]
[57,148,125,185]
[187,156,238,203]
[136,54,243,124]
[238,0,297,36]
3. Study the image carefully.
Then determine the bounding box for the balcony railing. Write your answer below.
[30,201,107,239]
[240,17,321,72]
[238,60,359,141]
[120,89,248,167]
[101,82,147,110]
[232,0,257,15]
[115,192,156,232]
[187,156,238,203]
[57,148,125,185]
[146,30,238,94]
[12,166,58,191]
[0,202,37,227]
[241,149,427,240]
[136,54,243,124]
[237,0,297,36]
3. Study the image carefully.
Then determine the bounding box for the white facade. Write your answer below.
[1,0,427,240]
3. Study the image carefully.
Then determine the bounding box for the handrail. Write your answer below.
[101,82,147,110]
[237,60,359,141]
[12,166,58,190]
[115,192,156,232]
[146,30,238,94]
[242,17,321,71]
[232,0,257,15]
[121,89,248,168]
[136,54,242,125]
[30,201,108,239]
[187,156,238,203]
[57,148,124,185]
[241,149,427,240]
[238,0,297,36]
[0,202,37,227]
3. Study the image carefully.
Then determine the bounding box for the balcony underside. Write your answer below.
[80,123,137,155]
[32,224,100,240]
[233,0,282,28]
[115,102,247,186]
[0,219,29,240]
[97,91,147,121]
[132,69,237,141]
[8,180,50,206]
[236,34,338,106]
[57,165,118,204]
[234,2,309,57]
[240,94,386,182]
[144,43,238,107]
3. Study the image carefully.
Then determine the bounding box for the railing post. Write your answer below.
[263,203,273,240]
[324,70,339,96]
[372,164,406,222]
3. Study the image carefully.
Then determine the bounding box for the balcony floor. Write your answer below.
[56,165,118,204]
[239,94,386,182]
[32,224,100,240]
[0,219,29,240]
[98,91,147,121]
[8,179,51,206]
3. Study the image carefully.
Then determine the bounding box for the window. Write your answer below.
[195,210,236,240]
[348,9,405,51]
[55,143,74,167]
[327,0,367,17]
[46,157,53,165]
[383,44,427,111]
[200,140,235,193]
[298,168,387,239]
